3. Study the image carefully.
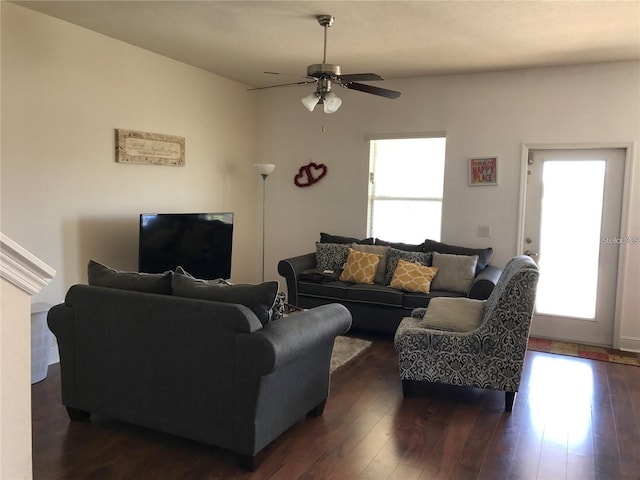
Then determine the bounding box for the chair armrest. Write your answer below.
[395,316,479,341]
[394,316,524,392]
[394,317,489,370]
[236,303,352,376]
[468,265,502,300]
[277,252,316,305]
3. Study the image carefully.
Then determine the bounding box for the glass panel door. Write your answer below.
[522,148,625,346]
[536,160,606,319]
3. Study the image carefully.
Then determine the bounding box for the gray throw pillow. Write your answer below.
[374,239,425,252]
[174,266,231,285]
[171,269,279,325]
[88,260,172,294]
[419,297,486,332]
[320,232,374,245]
[384,248,432,285]
[430,252,478,294]
[423,239,493,274]
[316,242,350,272]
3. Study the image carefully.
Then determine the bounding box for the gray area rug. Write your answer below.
[330,336,372,373]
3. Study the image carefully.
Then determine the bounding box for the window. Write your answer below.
[367,136,446,243]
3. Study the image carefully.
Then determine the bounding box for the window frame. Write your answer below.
[366,132,446,242]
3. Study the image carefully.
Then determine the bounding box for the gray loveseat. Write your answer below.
[48,280,351,470]
[278,234,502,334]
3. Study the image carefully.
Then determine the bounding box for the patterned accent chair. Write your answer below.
[394,255,539,412]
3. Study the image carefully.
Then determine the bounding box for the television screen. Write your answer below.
[138,213,233,280]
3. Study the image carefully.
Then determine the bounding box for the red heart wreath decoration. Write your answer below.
[294,162,328,188]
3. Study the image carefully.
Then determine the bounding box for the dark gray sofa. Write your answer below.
[48,284,351,470]
[278,235,502,334]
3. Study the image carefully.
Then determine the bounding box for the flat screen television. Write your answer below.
[138,212,233,280]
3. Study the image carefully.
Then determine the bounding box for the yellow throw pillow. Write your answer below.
[390,259,439,293]
[339,248,382,284]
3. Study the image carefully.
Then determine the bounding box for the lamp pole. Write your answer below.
[254,164,275,282]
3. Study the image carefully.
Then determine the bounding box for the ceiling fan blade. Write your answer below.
[264,71,313,79]
[343,82,401,99]
[247,80,317,91]
[338,73,384,82]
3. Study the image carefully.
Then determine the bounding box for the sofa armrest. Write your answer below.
[47,303,77,405]
[237,303,352,376]
[233,303,351,457]
[468,265,502,300]
[277,252,316,305]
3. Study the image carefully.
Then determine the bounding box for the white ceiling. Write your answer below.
[15,0,640,89]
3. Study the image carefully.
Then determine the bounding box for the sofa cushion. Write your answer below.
[402,290,465,309]
[339,248,382,285]
[350,243,390,284]
[315,242,349,272]
[345,283,403,306]
[390,259,439,293]
[298,280,349,299]
[430,252,478,294]
[320,232,374,245]
[374,238,425,252]
[423,239,493,274]
[171,270,279,325]
[384,248,432,285]
[418,297,487,332]
[87,260,172,294]
[299,268,341,283]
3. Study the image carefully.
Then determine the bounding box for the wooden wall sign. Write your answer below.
[116,129,185,166]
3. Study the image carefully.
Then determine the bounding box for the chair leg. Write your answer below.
[66,406,91,422]
[237,453,257,472]
[505,391,516,412]
[402,379,415,398]
[307,399,326,417]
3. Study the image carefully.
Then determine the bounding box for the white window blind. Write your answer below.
[367,136,446,243]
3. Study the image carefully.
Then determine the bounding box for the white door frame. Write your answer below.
[517,142,635,350]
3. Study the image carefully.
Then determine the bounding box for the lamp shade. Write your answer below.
[254,163,276,176]
[301,93,320,112]
[323,92,342,114]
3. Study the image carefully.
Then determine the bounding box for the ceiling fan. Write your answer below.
[250,15,401,113]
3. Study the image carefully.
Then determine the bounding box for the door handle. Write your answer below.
[524,250,539,263]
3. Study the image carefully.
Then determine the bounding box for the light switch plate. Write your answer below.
[478,225,492,237]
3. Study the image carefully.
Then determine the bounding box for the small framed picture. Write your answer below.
[469,157,497,186]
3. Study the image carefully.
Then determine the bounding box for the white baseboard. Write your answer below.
[618,336,640,353]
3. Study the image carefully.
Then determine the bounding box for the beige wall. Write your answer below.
[256,62,640,350]
[2,4,636,477]
[1,3,261,307]
[1,4,638,351]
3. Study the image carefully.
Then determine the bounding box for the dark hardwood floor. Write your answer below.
[32,334,640,479]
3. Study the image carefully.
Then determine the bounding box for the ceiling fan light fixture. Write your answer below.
[323,91,342,113]
[257,14,400,114]
[301,92,320,111]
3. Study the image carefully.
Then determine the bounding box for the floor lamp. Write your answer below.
[255,163,275,282]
